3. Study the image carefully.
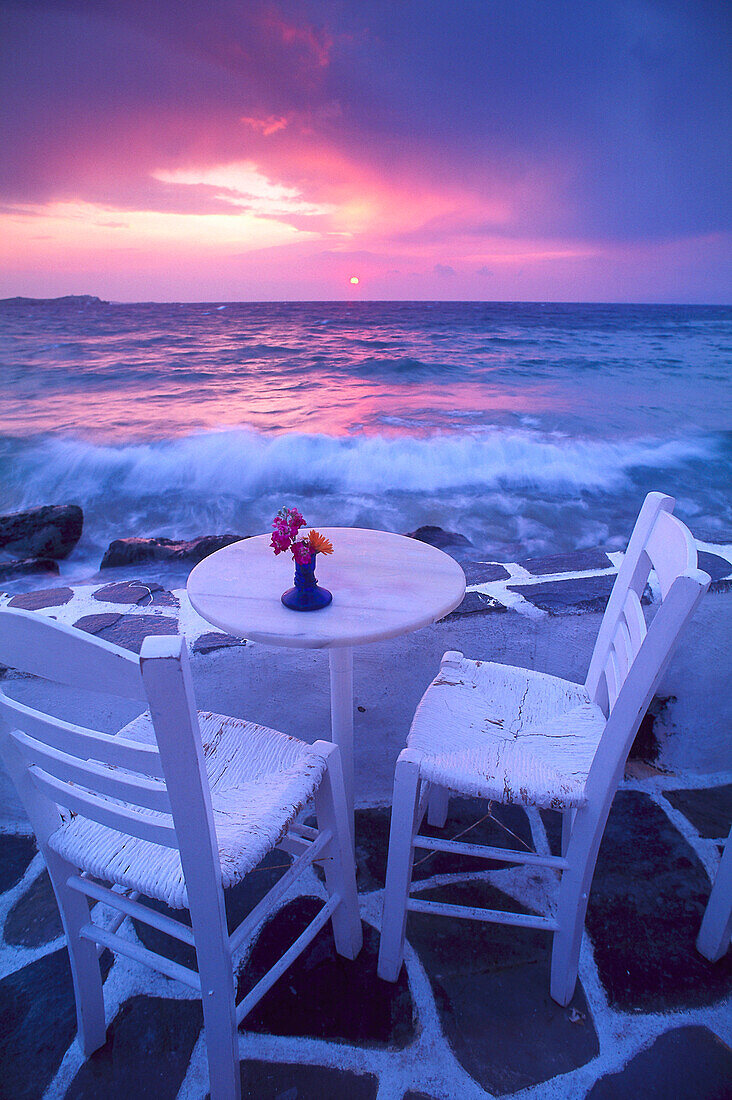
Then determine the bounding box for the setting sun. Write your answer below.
[349,275,360,285]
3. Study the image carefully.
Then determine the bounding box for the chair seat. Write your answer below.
[47,710,326,908]
[407,656,606,811]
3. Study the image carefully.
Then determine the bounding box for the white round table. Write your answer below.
[187,527,466,832]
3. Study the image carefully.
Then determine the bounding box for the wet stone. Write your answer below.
[5,868,63,946]
[132,850,293,971]
[461,561,511,584]
[586,791,732,1011]
[74,612,178,653]
[349,799,533,893]
[697,551,732,582]
[65,995,202,1100]
[0,557,60,581]
[0,947,112,1100]
[586,1025,732,1100]
[403,1094,438,1100]
[193,631,247,655]
[8,585,74,610]
[440,590,507,621]
[665,784,732,840]
[406,525,472,549]
[408,879,598,1094]
[236,1061,379,1100]
[517,548,613,576]
[509,574,616,615]
[238,899,415,1048]
[92,579,179,608]
[0,833,36,894]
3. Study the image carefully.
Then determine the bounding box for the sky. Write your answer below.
[1,0,730,303]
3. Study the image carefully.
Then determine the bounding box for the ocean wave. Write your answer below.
[1,427,718,509]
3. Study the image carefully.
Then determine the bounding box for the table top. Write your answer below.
[187,527,466,649]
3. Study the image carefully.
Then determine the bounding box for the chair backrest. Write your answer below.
[0,610,221,905]
[584,492,709,789]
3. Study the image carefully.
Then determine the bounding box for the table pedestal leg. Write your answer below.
[329,646,354,845]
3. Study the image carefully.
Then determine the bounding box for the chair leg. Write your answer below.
[378,750,422,982]
[188,906,240,1100]
[550,803,606,1006]
[44,852,107,1056]
[561,809,576,857]
[697,827,732,962]
[313,741,362,960]
[427,784,449,828]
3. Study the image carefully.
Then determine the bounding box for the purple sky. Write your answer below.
[1,0,730,301]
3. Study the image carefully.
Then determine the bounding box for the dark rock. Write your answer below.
[461,561,511,584]
[0,833,36,894]
[236,1061,379,1100]
[100,533,246,569]
[406,525,473,549]
[351,800,535,895]
[74,612,178,653]
[408,879,598,1094]
[193,631,247,655]
[404,1094,438,1100]
[0,947,112,1100]
[666,784,732,840]
[132,850,294,971]
[93,579,179,607]
[238,900,415,1048]
[0,504,83,560]
[440,590,507,621]
[509,574,616,615]
[630,694,675,763]
[8,585,74,610]
[586,791,732,1011]
[5,869,63,946]
[74,612,123,636]
[0,557,59,581]
[586,1026,732,1100]
[709,576,732,594]
[697,551,732,582]
[517,549,613,575]
[65,995,201,1100]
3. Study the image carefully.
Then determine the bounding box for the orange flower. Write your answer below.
[308,529,333,555]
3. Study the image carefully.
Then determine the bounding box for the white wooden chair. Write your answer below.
[378,492,710,1005]
[0,612,361,1100]
[697,825,732,963]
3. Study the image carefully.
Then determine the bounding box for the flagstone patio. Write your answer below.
[0,543,730,1098]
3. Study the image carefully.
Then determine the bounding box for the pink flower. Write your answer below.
[292,540,313,565]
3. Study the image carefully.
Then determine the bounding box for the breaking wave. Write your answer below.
[3,426,718,507]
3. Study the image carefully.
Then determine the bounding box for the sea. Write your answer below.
[1,298,730,582]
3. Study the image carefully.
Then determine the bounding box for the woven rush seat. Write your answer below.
[407,655,606,811]
[48,710,326,909]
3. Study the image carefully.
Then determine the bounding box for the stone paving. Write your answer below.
[0,544,731,1098]
[0,785,730,1099]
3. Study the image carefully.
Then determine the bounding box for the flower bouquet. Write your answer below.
[271,508,333,611]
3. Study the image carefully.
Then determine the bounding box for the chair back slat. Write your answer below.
[0,608,143,700]
[605,648,621,710]
[10,729,171,813]
[0,607,183,854]
[611,618,633,681]
[0,689,164,777]
[622,588,647,653]
[586,493,709,717]
[644,510,697,599]
[28,767,178,848]
[587,569,709,802]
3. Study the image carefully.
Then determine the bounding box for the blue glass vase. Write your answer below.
[281,552,333,611]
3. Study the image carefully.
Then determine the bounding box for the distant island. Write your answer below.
[0,294,109,306]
